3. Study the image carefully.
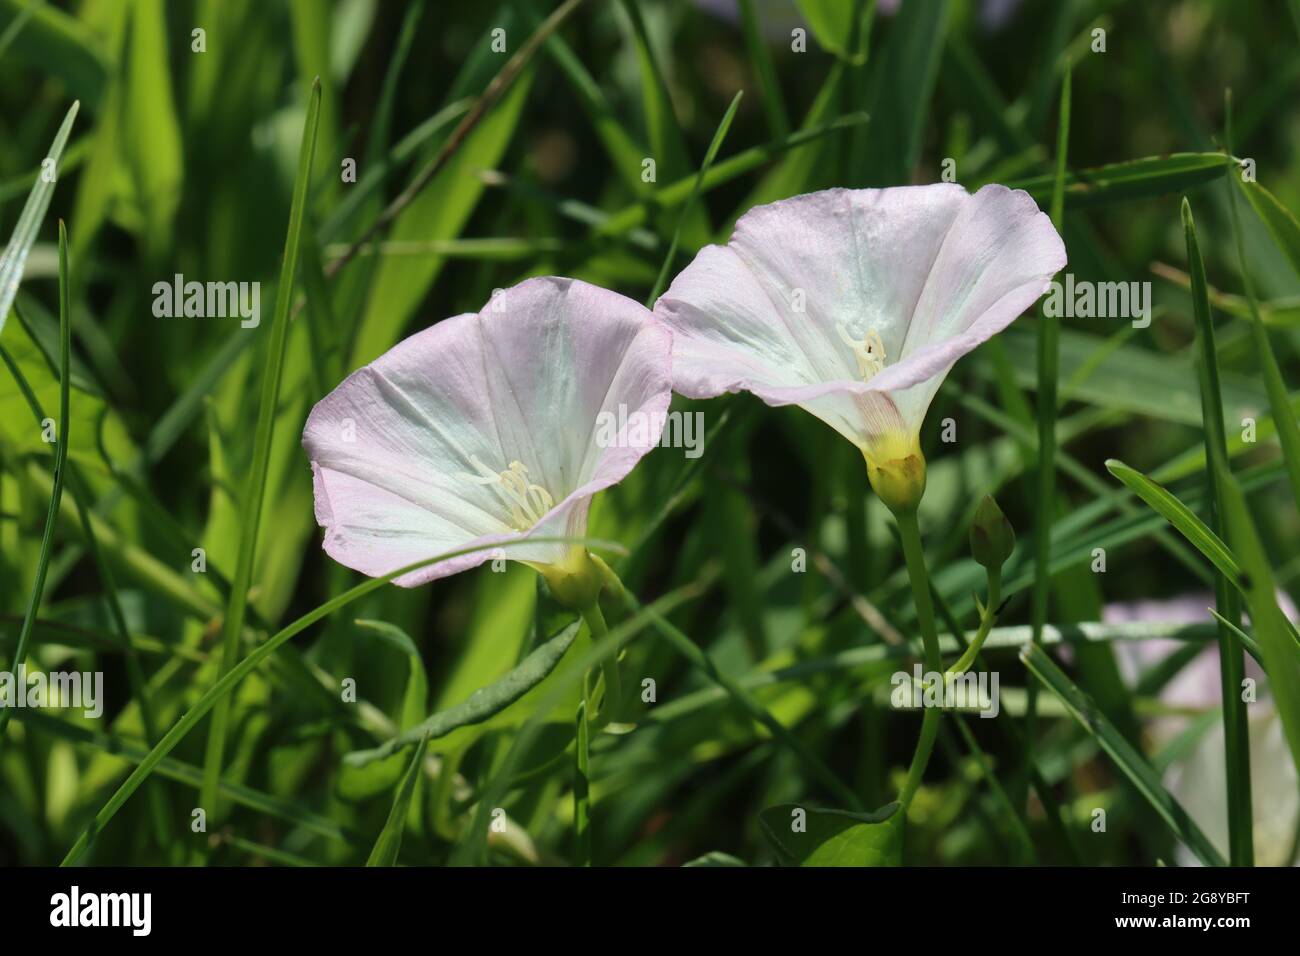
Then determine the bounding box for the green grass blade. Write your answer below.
[1104,459,1243,584]
[1218,476,1300,790]
[0,100,77,337]
[1026,63,1070,803]
[200,79,322,819]
[1223,97,1300,516]
[365,733,429,866]
[736,0,789,139]
[59,534,618,865]
[597,112,870,241]
[647,90,741,305]
[1182,197,1252,865]
[0,219,70,742]
[860,0,948,185]
[1004,152,1234,209]
[1020,643,1227,867]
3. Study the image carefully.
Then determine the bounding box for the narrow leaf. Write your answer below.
[365,733,429,866]
[1020,643,1227,867]
[0,100,77,336]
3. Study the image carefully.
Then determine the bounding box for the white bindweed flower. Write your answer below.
[653,183,1066,510]
[303,277,672,606]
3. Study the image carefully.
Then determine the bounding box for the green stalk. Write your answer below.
[0,220,71,743]
[946,568,1001,678]
[199,79,321,818]
[1182,197,1252,866]
[895,509,943,808]
[1026,64,1071,802]
[574,698,591,867]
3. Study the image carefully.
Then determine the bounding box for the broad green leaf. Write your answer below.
[365,733,428,866]
[345,620,580,767]
[0,101,77,337]
[759,802,902,867]
[1020,644,1226,867]
[1004,153,1235,209]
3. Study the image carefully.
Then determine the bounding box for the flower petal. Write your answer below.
[304,277,672,586]
[655,183,1065,447]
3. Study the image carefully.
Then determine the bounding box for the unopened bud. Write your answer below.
[970,495,1014,569]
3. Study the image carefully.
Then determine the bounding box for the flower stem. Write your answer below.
[895,508,943,809]
[574,602,608,866]
[573,698,591,867]
[946,568,1001,678]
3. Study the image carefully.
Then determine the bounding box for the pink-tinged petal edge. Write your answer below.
[655,184,1066,443]
[304,277,673,587]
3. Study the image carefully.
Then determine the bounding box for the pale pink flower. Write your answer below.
[303,277,672,588]
[653,184,1065,497]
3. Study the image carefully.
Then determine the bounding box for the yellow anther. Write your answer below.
[460,456,555,530]
[837,323,887,380]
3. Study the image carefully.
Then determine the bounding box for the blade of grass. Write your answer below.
[1105,459,1244,585]
[59,533,621,865]
[199,78,322,819]
[1225,91,1300,515]
[646,90,741,305]
[1182,197,1252,866]
[736,0,789,139]
[0,100,77,337]
[365,733,430,866]
[1021,643,1226,866]
[0,220,71,743]
[596,112,870,241]
[1004,152,1235,209]
[1218,475,1300,790]
[1026,63,1070,805]
[0,317,174,846]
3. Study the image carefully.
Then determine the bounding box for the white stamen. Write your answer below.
[837,323,887,381]
[459,456,555,530]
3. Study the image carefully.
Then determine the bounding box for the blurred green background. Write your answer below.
[1,0,1298,866]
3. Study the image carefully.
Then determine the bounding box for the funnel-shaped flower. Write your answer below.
[654,184,1065,507]
[303,277,672,593]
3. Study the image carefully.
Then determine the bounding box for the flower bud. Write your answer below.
[969,495,1014,569]
[538,547,604,611]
